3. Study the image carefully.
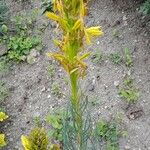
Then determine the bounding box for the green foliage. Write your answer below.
[94,120,120,150]
[123,48,133,67]
[91,50,103,63]
[51,82,62,98]
[47,65,55,77]
[45,113,63,142]
[7,35,40,62]
[139,0,150,15]
[0,0,9,33]
[118,77,139,103]
[0,10,41,62]
[0,82,8,102]
[0,59,9,73]
[41,0,53,14]
[109,52,121,64]
[112,29,120,39]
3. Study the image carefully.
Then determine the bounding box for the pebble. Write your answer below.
[125,145,130,150]
[47,95,51,98]
[114,81,119,87]
[97,41,100,45]
[123,15,127,21]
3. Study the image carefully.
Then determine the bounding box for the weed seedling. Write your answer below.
[51,82,62,98]
[0,82,8,102]
[91,50,103,64]
[45,113,63,142]
[123,48,133,67]
[94,120,120,150]
[109,52,121,64]
[47,65,55,77]
[118,77,139,104]
[112,29,120,39]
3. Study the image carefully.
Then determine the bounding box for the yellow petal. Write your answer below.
[84,29,91,44]
[21,135,30,150]
[86,26,103,36]
[79,52,90,60]
[0,112,8,122]
[50,144,60,150]
[45,12,60,21]
[0,134,6,147]
[72,20,81,31]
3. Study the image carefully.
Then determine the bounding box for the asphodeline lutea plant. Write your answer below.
[0,112,8,147]
[21,127,60,150]
[45,0,103,148]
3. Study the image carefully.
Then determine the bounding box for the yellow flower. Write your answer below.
[21,136,31,150]
[0,134,6,147]
[0,112,8,122]
[45,12,60,21]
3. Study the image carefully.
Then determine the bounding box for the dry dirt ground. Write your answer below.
[1,0,150,149]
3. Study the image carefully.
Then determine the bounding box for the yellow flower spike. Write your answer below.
[72,19,81,31]
[0,134,6,147]
[80,0,85,16]
[0,112,8,122]
[45,12,60,22]
[21,135,31,150]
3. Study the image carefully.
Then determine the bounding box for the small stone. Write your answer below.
[97,41,100,45]
[123,15,127,21]
[125,145,130,150]
[114,81,119,87]
[30,49,39,57]
[41,87,46,92]
[47,95,51,98]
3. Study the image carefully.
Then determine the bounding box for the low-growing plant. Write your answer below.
[118,77,139,104]
[47,65,55,77]
[0,0,9,33]
[21,127,60,150]
[0,82,8,102]
[94,120,121,150]
[91,50,103,64]
[112,29,120,39]
[45,113,63,142]
[139,0,150,15]
[51,82,62,98]
[0,59,9,73]
[0,11,41,62]
[41,0,53,14]
[0,111,8,148]
[123,48,133,67]
[7,35,40,62]
[109,52,121,64]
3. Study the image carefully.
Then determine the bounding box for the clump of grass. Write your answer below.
[109,52,121,64]
[123,48,133,67]
[118,77,139,104]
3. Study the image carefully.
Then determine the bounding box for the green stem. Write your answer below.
[70,72,83,149]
